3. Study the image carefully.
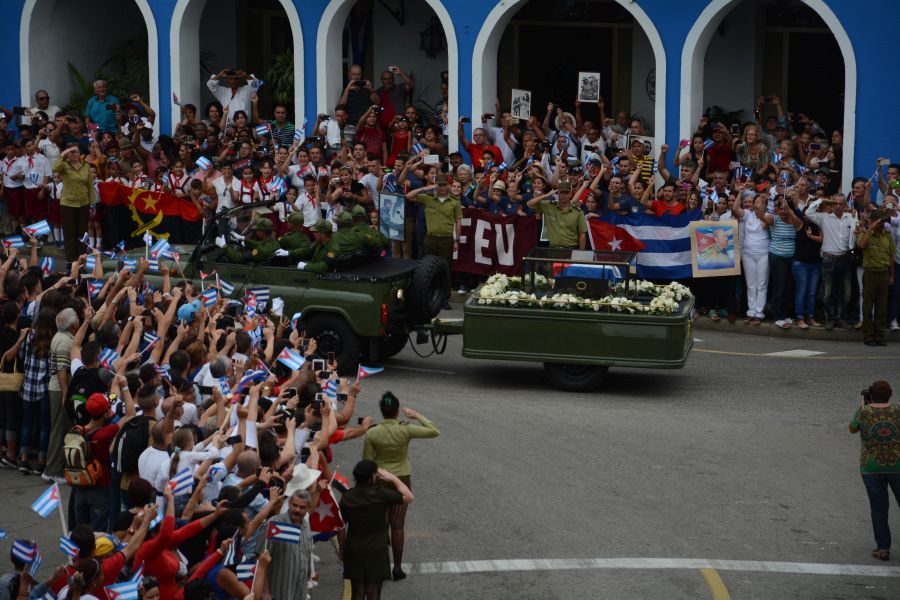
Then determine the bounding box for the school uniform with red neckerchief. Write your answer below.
[168,172,191,197]
[131,173,153,191]
[2,154,25,219]
[48,178,64,245]
[236,178,262,227]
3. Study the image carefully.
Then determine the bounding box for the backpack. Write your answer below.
[63,425,103,487]
[65,365,106,426]
[110,416,153,476]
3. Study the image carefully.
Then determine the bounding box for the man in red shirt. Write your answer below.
[457,117,501,170]
[647,182,685,216]
[705,124,734,175]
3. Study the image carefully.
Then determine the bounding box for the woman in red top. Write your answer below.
[133,486,228,599]
[386,115,411,167]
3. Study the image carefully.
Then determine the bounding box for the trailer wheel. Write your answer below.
[407,256,450,323]
[543,363,608,392]
[305,314,360,374]
[381,326,408,358]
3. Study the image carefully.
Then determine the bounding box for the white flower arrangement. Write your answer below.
[474,276,690,314]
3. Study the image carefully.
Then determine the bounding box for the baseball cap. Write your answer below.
[85,393,110,418]
[557,182,572,192]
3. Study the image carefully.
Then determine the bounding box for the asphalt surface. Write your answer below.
[3,312,900,599]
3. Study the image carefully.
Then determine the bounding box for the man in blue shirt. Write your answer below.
[84,80,120,133]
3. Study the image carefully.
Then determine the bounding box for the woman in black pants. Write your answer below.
[0,301,23,468]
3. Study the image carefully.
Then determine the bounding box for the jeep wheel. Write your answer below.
[381,326,408,358]
[306,314,360,374]
[543,363,608,392]
[407,255,450,323]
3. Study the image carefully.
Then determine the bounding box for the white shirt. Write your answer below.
[16,152,52,189]
[38,138,61,162]
[579,134,607,166]
[206,78,255,124]
[213,177,241,211]
[152,444,222,506]
[740,210,770,255]
[806,207,856,255]
[1,156,23,188]
[154,402,199,428]
[138,445,170,492]
[359,172,380,207]
[322,119,343,148]
[294,191,320,226]
[24,104,62,126]
[486,125,518,165]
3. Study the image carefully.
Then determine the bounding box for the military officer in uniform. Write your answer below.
[298,219,340,274]
[331,211,362,255]
[351,204,386,250]
[218,217,285,263]
[279,211,311,258]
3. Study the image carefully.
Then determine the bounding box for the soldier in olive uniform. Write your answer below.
[222,217,283,263]
[279,211,311,258]
[351,204,386,250]
[299,219,340,274]
[331,211,363,255]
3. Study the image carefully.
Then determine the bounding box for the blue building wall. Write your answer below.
[1,0,897,184]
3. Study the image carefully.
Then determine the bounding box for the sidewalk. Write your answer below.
[690,314,900,342]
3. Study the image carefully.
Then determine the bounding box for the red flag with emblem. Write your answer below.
[309,487,344,533]
[588,220,646,252]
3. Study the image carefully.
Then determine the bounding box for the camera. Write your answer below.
[763,96,773,103]
[483,113,495,120]
[11,106,26,116]
[731,124,740,136]
[862,388,872,405]
[372,105,383,114]
[318,114,330,121]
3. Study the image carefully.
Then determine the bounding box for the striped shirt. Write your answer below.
[255,514,312,599]
[769,217,797,258]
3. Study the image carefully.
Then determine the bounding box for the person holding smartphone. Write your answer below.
[363,392,438,580]
[849,381,900,561]
[83,80,120,134]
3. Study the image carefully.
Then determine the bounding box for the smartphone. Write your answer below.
[483,113,495,120]
[225,434,242,445]
[326,352,335,365]
[730,124,740,136]
[424,154,440,165]
[763,96,773,103]
[810,143,821,151]
[460,117,471,123]
[11,106,26,116]
[312,358,325,372]
[357,417,365,425]
[388,65,399,73]
[283,388,297,398]
[337,393,349,402]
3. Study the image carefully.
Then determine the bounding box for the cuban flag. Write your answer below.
[218,377,233,400]
[703,138,714,150]
[116,240,126,254]
[235,556,257,584]
[598,211,703,279]
[12,539,37,563]
[276,347,305,371]
[411,142,426,155]
[84,255,96,271]
[99,347,119,369]
[31,484,61,518]
[23,220,51,237]
[201,288,218,308]
[330,471,350,494]
[255,123,270,137]
[356,365,384,381]
[247,287,270,312]
[104,579,140,600]
[28,550,41,577]
[221,531,241,567]
[309,487,344,534]
[270,175,287,196]
[266,521,303,544]
[496,161,508,172]
[218,277,235,297]
[154,363,170,379]
[322,379,337,402]
[147,256,159,272]
[245,301,256,319]
[86,279,103,299]
[195,156,212,171]
[81,232,92,248]
[59,536,79,558]
[148,506,164,530]
[149,237,171,258]
[290,312,302,331]
[2,236,24,248]
[168,468,194,496]
[122,258,137,272]
[40,256,54,276]
[293,128,304,141]
[129,562,144,583]
[237,369,267,393]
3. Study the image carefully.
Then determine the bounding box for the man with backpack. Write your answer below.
[44,308,80,485]
[112,383,163,506]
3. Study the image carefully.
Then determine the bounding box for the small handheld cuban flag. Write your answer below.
[218,377,233,400]
[356,365,384,381]
[222,531,241,567]
[245,300,257,319]
[129,562,144,584]
[218,277,235,297]
[105,579,140,600]
[142,231,153,246]
[237,369,267,393]
[81,232,93,248]
[86,279,103,299]
[2,236,24,249]
[247,287,270,312]
[773,152,783,163]
[322,378,337,402]
[147,256,159,272]
[149,237,171,258]
[60,536,79,559]
[201,287,218,308]
[255,123,270,137]
[84,255,96,271]
[154,363,170,379]
[99,347,119,369]
[276,347,305,370]
[266,521,302,544]
[40,256,54,276]
[12,539,37,563]
[293,127,304,141]
[168,468,194,496]
[122,258,137,272]
[235,556,257,584]
[271,175,287,196]
[142,331,160,350]
[411,142,426,155]
[28,550,41,578]
[703,138,714,150]
[195,156,212,171]
[496,161,508,172]
[290,312,302,331]
[330,471,351,494]
[31,484,61,518]
[148,505,164,530]
[23,220,51,237]
[116,240,126,255]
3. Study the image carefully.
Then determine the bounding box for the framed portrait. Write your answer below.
[511,89,531,120]
[689,220,741,278]
[577,72,601,103]
[379,192,406,241]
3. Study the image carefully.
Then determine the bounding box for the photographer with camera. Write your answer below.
[84,80,120,134]
[856,208,896,346]
[206,68,257,125]
[850,381,900,561]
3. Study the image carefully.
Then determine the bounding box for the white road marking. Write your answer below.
[389,365,457,375]
[406,557,900,578]
[693,338,703,342]
[764,349,826,358]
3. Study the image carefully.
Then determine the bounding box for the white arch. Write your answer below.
[471,1,667,155]
[20,0,161,134]
[316,0,459,150]
[680,0,856,191]
[170,0,304,133]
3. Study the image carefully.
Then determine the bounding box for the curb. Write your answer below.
[691,316,900,342]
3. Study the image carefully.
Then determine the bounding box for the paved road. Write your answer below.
[3,321,900,599]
